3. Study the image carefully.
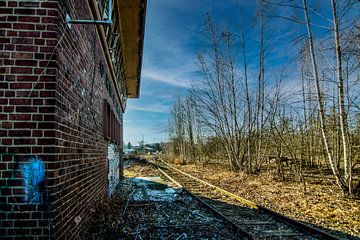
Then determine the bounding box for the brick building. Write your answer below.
[0,0,146,239]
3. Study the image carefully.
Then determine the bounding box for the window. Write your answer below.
[104,101,121,144]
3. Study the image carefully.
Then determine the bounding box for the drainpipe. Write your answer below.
[66,0,112,27]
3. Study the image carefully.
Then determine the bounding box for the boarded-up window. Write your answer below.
[104,101,120,144]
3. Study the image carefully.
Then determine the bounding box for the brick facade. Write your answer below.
[0,0,144,239]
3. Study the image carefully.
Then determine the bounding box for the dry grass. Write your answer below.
[124,159,160,178]
[177,163,360,238]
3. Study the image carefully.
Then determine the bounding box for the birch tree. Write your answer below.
[302,0,347,191]
[330,0,352,193]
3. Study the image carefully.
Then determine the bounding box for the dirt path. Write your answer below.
[82,160,245,239]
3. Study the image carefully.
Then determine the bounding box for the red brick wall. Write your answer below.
[1,1,59,239]
[0,1,124,239]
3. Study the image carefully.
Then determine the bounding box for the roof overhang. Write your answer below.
[116,0,146,98]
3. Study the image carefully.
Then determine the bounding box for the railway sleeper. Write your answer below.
[262,229,301,238]
[187,188,211,194]
[183,185,204,189]
[236,220,277,226]
[207,201,254,212]
[223,213,272,224]
[196,195,227,202]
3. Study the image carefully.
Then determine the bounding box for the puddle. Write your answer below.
[85,168,247,240]
[129,177,178,202]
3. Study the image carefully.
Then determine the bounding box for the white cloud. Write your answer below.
[127,103,170,113]
[142,68,193,88]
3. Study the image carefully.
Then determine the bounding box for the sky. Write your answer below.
[123,0,359,145]
[124,0,257,145]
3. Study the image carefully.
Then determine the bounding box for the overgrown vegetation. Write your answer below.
[166,0,360,196]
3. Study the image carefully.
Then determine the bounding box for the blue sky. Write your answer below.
[123,0,358,145]
[123,0,300,145]
[123,0,295,145]
[124,0,257,145]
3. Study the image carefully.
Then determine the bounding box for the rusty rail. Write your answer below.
[150,158,342,240]
[154,161,254,240]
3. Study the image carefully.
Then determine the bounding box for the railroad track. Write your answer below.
[148,158,342,240]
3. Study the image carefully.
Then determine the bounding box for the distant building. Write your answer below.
[0,0,146,238]
[123,148,136,158]
[144,146,156,154]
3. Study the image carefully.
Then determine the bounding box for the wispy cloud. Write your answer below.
[142,68,192,88]
[142,69,191,88]
[149,121,168,133]
[127,103,170,113]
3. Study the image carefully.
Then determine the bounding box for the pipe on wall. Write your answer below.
[66,0,112,26]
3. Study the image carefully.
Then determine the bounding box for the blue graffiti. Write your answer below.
[22,157,45,203]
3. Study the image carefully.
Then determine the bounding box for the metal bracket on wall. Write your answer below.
[66,0,113,27]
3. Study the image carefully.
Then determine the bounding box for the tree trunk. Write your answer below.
[330,0,352,194]
[302,0,346,191]
[256,0,266,172]
[242,29,252,172]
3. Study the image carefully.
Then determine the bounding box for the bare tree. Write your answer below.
[240,24,253,171]
[255,0,267,172]
[302,0,346,191]
[192,14,248,170]
[330,0,352,193]
[165,1,360,196]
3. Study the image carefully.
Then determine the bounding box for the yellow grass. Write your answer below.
[177,163,360,237]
